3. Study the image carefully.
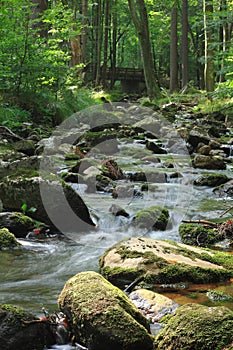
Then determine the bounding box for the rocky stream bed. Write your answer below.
[1,101,233,349]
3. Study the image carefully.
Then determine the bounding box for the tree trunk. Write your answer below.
[81,0,88,64]
[170,0,179,93]
[218,0,228,82]
[102,0,110,87]
[110,0,117,89]
[30,0,48,37]
[203,0,215,92]
[181,0,189,89]
[128,0,160,99]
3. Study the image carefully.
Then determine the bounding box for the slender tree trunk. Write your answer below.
[81,0,88,64]
[95,0,104,86]
[128,0,160,99]
[203,0,214,92]
[110,0,117,89]
[102,0,110,87]
[218,0,228,82]
[71,5,82,67]
[170,0,179,93]
[181,0,189,89]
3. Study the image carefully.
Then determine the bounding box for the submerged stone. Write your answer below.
[58,271,153,350]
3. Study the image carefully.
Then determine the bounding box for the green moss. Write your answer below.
[0,228,20,249]
[194,173,229,187]
[154,303,233,350]
[1,169,39,181]
[133,206,169,230]
[152,263,231,284]
[179,223,219,247]
[58,271,153,349]
[9,212,34,227]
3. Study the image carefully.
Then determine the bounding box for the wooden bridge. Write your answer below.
[85,66,146,92]
[103,67,145,82]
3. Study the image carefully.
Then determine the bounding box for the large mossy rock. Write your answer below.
[0,212,34,238]
[0,228,20,249]
[0,304,55,350]
[193,154,226,170]
[0,173,95,232]
[132,206,169,230]
[154,303,233,350]
[99,237,233,286]
[58,271,153,350]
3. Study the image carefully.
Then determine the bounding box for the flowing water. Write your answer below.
[1,110,233,349]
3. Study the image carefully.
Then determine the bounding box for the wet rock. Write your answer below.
[132,206,169,230]
[99,237,233,286]
[146,141,167,154]
[112,185,135,198]
[0,173,96,233]
[0,212,34,238]
[154,303,233,350]
[96,174,115,192]
[133,116,161,135]
[194,173,229,187]
[0,304,56,350]
[129,289,179,322]
[214,179,233,197]
[197,145,211,155]
[0,228,20,249]
[193,154,226,170]
[188,128,210,148]
[58,271,153,350]
[109,204,130,218]
[13,139,36,156]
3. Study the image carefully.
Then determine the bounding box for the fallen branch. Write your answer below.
[219,206,233,218]
[182,219,217,228]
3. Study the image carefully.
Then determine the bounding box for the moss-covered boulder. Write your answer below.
[194,173,229,187]
[132,206,169,230]
[99,237,233,286]
[179,223,220,247]
[193,154,226,170]
[0,212,34,238]
[58,271,153,350]
[0,173,96,233]
[154,303,233,350]
[0,304,55,350]
[0,228,20,249]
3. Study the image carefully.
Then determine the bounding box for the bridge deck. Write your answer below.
[104,67,144,81]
